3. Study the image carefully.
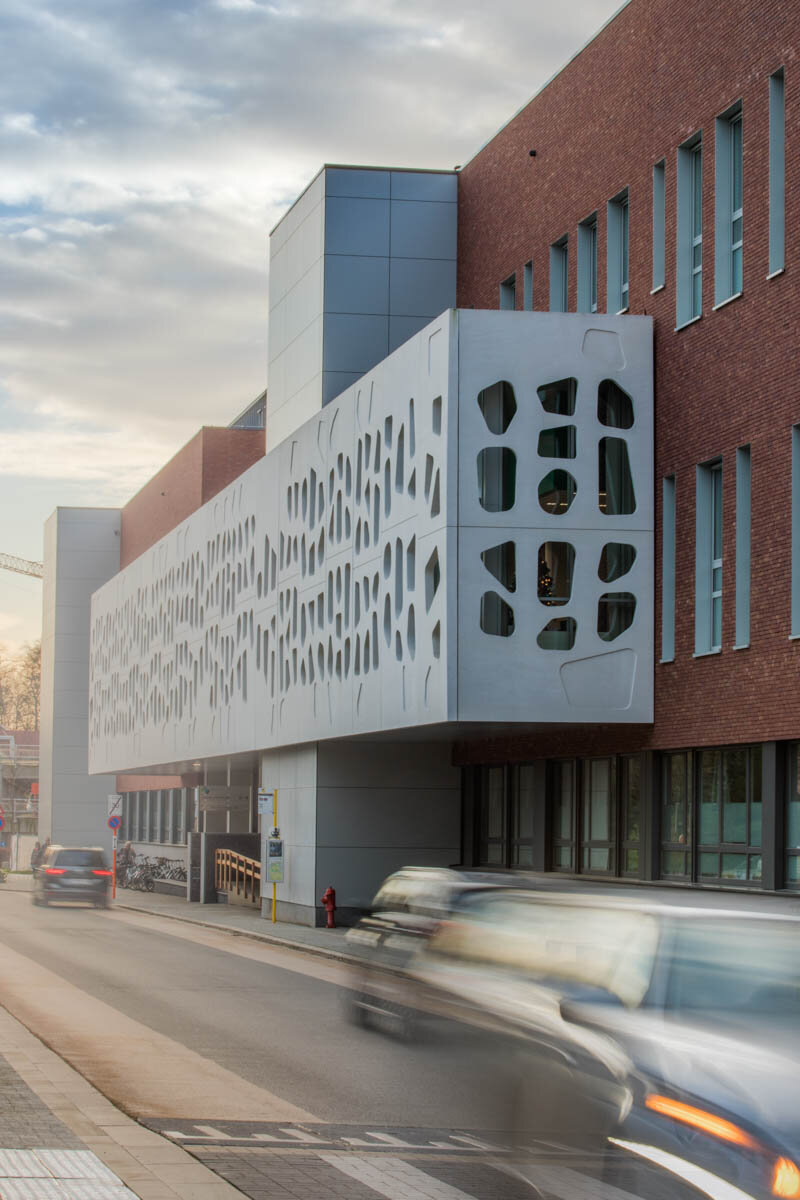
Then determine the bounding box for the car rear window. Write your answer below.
[54,849,106,868]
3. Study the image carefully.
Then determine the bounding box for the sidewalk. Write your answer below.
[0,1003,244,1199]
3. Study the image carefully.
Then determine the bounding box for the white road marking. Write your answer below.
[278,1127,328,1144]
[319,1153,481,1199]
[362,1132,416,1147]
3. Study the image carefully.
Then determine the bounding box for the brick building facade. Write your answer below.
[454,0,800,890]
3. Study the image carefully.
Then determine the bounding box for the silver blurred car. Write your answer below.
[411,887,800,1200]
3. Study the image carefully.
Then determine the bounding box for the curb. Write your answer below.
[113,900,361,967]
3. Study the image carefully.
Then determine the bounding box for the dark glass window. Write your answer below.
[697,746,762,884]
[788,745,800,888]
[661,752,691,878]
[582,758,617,873]
[476,765,537,869]
[538,378,576,416]
[478,448,516,512]
[599,437,636,514]
[551,760,576,871]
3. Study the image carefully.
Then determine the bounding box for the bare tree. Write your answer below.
[0,640,41,731]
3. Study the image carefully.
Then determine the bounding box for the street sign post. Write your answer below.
[258,789,279,922]
[107,815,120,900]
[107,793,122,817]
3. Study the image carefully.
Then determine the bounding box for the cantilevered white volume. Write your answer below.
[89,310,653,775]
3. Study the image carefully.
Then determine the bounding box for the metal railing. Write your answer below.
[214,849,261,905]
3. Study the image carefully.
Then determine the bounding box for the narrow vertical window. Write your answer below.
[677,135,703,325]
[549,237,568,312]
[499,273,516,310]
[715,103,743,304]
[652,159,666,290]
[695,459,722,654]
[735,445,751,648]
[662,475,676,661]
[578,214,598,313]
[769,69,785,276]
[607,189,629,312]
[792,426,800,637]
[523,260,533,311]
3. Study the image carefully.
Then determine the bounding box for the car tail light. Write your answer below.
[92,869,112,877]
[45,867,66,875]
[773,1157,800,1198]
[645,1094,759,1150]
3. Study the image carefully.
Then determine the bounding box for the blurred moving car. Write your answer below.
[412,887,800,1200]
[32,845,113,908]
[344,867,532,1034]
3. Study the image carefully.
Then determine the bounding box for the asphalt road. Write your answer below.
[0,888,513,1132]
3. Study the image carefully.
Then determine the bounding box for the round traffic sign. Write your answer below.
[0,815,4,830]
[108,815,121,830]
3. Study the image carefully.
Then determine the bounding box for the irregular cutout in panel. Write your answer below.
[424,454,434,500]
[408,467,416,498]
[598,379,634,429]
[430,469,440,518]
[560,648,636,708]
[407,605,415,660]
[537,617,577,650]
[477,448,515,512]
[395,630,403,661]
[383,594,392,647]
[425,548,440,613]
[396,426,405,492]
[431,622,441,659]
[477,381,517,434]
[481,541,516,592]
[538,469,577,515]
[598,542,637,582]
[582,328,625,369]
[599,438,636,514]
[432,396,442,435]
[538,542,575,606]
[406,536,415,592]
[480,591,514,637]
[598,592,636,641]
[538,425,576,458]
[395,537,403,616]
[538,378,577,416]
[409,399,415,458]
[384,416,393,449]
[383,543,391,578]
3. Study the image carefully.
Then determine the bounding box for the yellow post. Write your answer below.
[272,788,278,924]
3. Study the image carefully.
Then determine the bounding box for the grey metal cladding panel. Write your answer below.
[389,257,456,317]
[325,167,391,198]
[389,314,430,355]
[324,253,390,315]
[322,370,364,406]
[390,199,457,260]
[325,196,390,256]
[390,171,458,202]
[321,312,389,372]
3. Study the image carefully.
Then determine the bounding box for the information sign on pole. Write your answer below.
[267,836,284,883]
[107,815,121,831]
[107,794,122,817]
[257,788,274,816]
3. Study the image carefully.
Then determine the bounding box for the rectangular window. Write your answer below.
[510,764,535,867]
[662,475,676,661]
[695,459,722,653]
[607,189,629,312]
[523,260,533,311]
[478,766,506,865]
[787,745,800,887]
[499,273,516,310]
[677,135,703,325]
[735,445,751,648]
[620,755,642,875]
[697,746,762,884]
[661,752,692,878]
[715,104,743,304]
[769,69,785,276]
[147,792,157,842]
[552,760,576,870]
[794,427,800,637]
[577,214,598,313]
[652,159,666,290]
[549,237,568,312]
[581,757,616,873]
[136,792,146,841]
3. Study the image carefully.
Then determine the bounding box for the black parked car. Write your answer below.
[32,846,113,907]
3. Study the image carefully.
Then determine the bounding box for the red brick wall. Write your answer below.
[120,428,265,568]
[456,0,799,762]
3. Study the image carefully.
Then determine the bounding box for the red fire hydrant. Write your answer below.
[320,885,336,929]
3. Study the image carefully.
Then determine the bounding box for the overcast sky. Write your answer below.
[0,0,624,650]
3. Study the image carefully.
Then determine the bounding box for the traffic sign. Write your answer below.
[107,815,121,830]
[0,815,4,830]
[107,793,122,817]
